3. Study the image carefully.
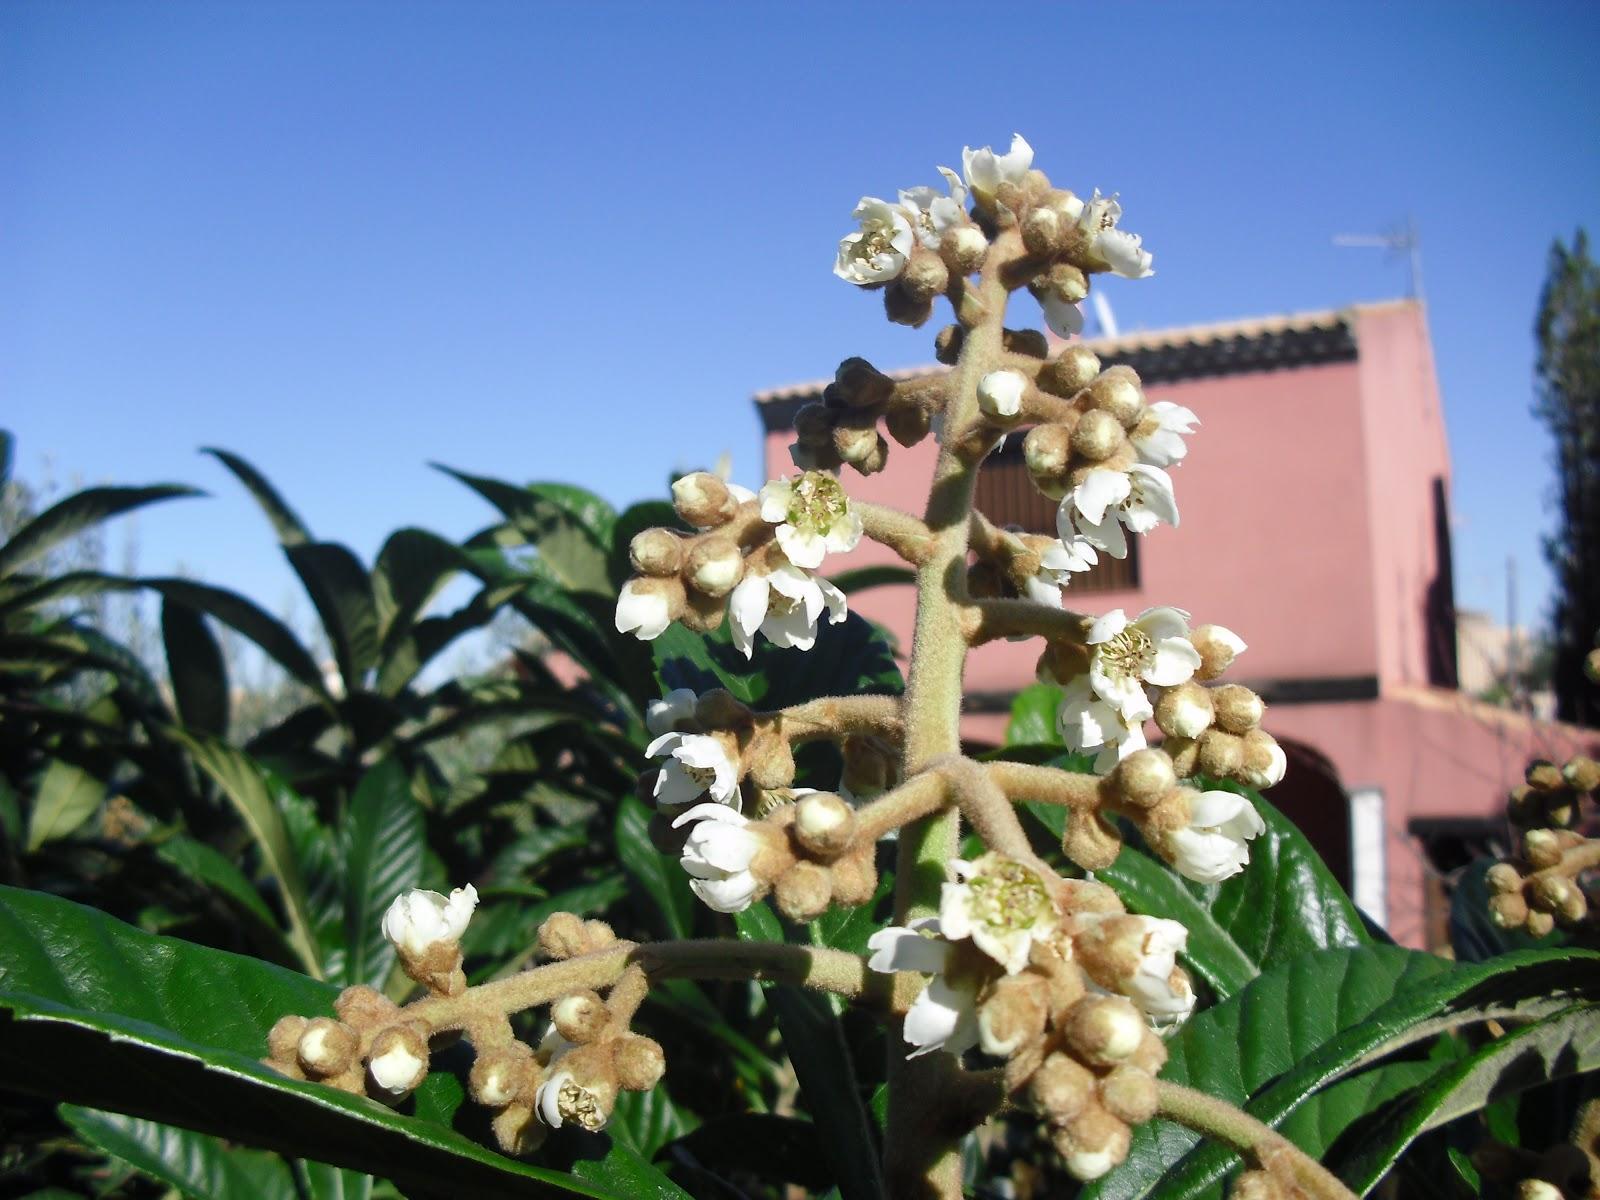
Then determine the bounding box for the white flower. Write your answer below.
[1164,790,1267,884]
[834,196,915,285]
[1085,607,1202,723]
[381,885,478,958]
[673,802,763,913]
[1056,674,1148,772]
[898,167,968,250]
[614,579,672,641]
[1061,463,1180,559]
[369,1039,427,1095]
[1240,739,1288,789]
[758,472,862,569]
[1076,189,1154,279]
[1132,402,1198,468]
[645,688,699,737]
[1039,290,1086,338]
[867,918,981,1059]
[977,370,1026,419]
[646,731,738,807]
[962,133,1033,208]
[1023,538,1099,607]
[536,1068,608,1132]
[1121,918,1195,1023]
[939,853,1059,975]
[727,562,847,658]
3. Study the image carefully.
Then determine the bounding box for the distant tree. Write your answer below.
[1535,230,1600,725]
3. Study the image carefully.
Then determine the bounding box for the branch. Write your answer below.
[857,501,935,565]
[986,760,1101,809]
[777,693,904,743]
[963,597,1093,646]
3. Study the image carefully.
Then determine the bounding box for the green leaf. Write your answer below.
[372,527,462,651]
[161,598,230,736]
[154,834,285,940]
[287,542,380,692]
[735,905,884,1200]
[825,564,917,594]
[437,468,613,595]
[1084,946,1600,1200]
[25,759,105,852]
[1335,1003,1600,1194]
[203,447,312,546]
[610,1084,695,1161]
[652,609,902,711]
[1004,683,1063,747]
[0,484,200,579]
[175,732,323,979]
[1449,858,1567,962]
[296,1158,374,1200]
[341,759,425,989]
[0,887,687,1199]
[615,795,694,940]
[606,501,681,590]
[62,1106,300,1199]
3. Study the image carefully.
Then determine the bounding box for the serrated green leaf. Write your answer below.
[62,1106,301,1199]
[24,759,105,852]
[154,834,285,943]
[0,484,200,579]
[0,887,687,1199]
[175,733,322,979]
[341,759,424,989]
[161,598,230,736]
[203,447,312,546]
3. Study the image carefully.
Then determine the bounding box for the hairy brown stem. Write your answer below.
[857,501,936,565]
[777,694,904,743]
[963,597,1093,646]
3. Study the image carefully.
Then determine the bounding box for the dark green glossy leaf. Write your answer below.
[296,1157,375,1200]
[372,527,462,652]
[154,834,285,942]
[1004,683,1063,747]
[162,598,230,736]
[0,887,687,1199]
[24,759,105,852]
[436,468,613,596]
[615,795,694,940]
[609,1084,694,1161]
[341,759,425,989]
[1449,857,1567,962]
[287,542,380,691]
[203,447,312,546]
[61,1105,300,1199]
[175,732,323,979]
[0,485,200,579]
[665,1113,832,1190]
[735,904,884,1200]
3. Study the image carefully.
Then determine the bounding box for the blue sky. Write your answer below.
[4,1,1598,637]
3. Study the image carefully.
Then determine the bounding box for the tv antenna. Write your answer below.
[1334,216,1425,304]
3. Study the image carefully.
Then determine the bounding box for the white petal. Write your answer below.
[1074,470,1131,527]
[728,573,769,658]
[615,582,671,641]
[903,980,964,1056]
[867,926,951,976]
[645,689,698,737]
[1075,507,1129,558]
[1087,610,1129,645]
[1134,606,1191,642]
[671,802,750,829]
[1040,291,1085,338]
[1145,641,1202,687]
[758,480,792,523]
[818,577,848,624]
[689,874,760,913]
[776,524,828,570]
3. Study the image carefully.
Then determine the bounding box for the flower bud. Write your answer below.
[1211,685,1264,734]
[899,249,950,304]
[1023,423,1074,492]
[1524,828,1564,870]
[685,538,744,597]
[615,576,683,642]
[1029,1050,1094,1124]
[297,1017,358,1077]
[382,885,478,959]
[977,973,1049,1058]
[1003,328,1050,358]
[1098,1066,1158,1124]
[828,850,878,906]
[471,1046,535,1107]
[334,985,399,1031]
[1526,760,1563,791]
[884,396,933,447]
[792,791,857,858]
[1587,647,1600,682]
[1485,862,1524,894]
[794,402,834,439]
[1052,1101,1131,1181]
[1070,409,1124,463]
[1191,624,1247,680]
[1558,885,1588,925]
[492,1102,547,1156]
[583,919,617,950]
[1238,730,1287,789]
[671,472,735,528]
[1154,682,1214,740]
[268,1015,309,1063]
[1064,995,1145,1067]
[1528,873,1575,915]
[628,528,684,577]
[832,417,881,464]
[1088,367,1144,428]
[941,225,988,274]
[552,990,610,1045]
[1163,737,1200,778]
[538,912,588,960]
[774,861,833,922]
[1563,755,1600,792]
[368,1025,429,1097]
[933,325,964,365]
[1038,346,1101,398]
[834,357,895,408]
[1488,890,1529,929]
[1022,205,1068,256]
[1526,910,1556,937]
[1196,729,1245,778]
[1044,261,1090,304]
[1507,783,1541,827]
[612,1033,667,1092]
[884,280,933,327]
[977,370,1027,420]
[1064,808,1123,871]
[1112,748,1178,808]
[1515,1181,1566,1200]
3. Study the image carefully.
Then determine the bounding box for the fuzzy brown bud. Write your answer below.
[1088,367,1144,428]
[367,1024,430,1097]
[977,973,1049,1058]
[297,1018,358,1077]
[1191,624,1246,681]
[1154,682,1214,740]
[1526,909,1557,937]
[1065,995,1145,1068]
[628,528,685,577]
[1022,205,1069,256]
[1053,1101,1132,1181]
[471,1046,535,1108]
[1064,808,1123,871]
[885,396,933,447]
[1523,827,1564,870]
[1003,327,1050,359]
[884,280,934,327]
[683,538,743,598]
[828,850,878,907]
[1029,1050,1094,1124]
[552,990,610,1045]
[538,912,588,960]
[1485,862,1524,894]
[1527,873,1575,915]
[794,402,834,440]
[1211,684,1264,734]
[1526,760,1563,791]
[1163,736,1200,777]
[933,325,964,365]
[791,791,857,859]
[671,472,735,529]
[774,861,833,922]
[583,919,617,950]
[1488,890,1530,929]
[612,1033,667,1092]
[1196,729,1245,778]
[834,357,895,408]
[1563,755,1600,792]
[334,985,398,1032]
[1038,346,1101,398]
[268,1014,309,1063]
[1070,408,1124,463]
[1112,748,1178,807]
[900,250,950,304]
[1023,423,1074,497]
[1507,783,1541,827]
[1098,1065,1159,1124]
[941,225,989,275]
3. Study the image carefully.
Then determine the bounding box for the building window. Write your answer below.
[973,441,1140,593]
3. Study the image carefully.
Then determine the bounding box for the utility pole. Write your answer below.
[1334,217,1425,304]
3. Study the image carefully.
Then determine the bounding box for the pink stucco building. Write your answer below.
[755,300,1595,948]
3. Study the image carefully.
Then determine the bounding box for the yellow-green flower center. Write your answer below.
[966,858,1052,934]
[1098,625,1154,683]
[788,472,850,536]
